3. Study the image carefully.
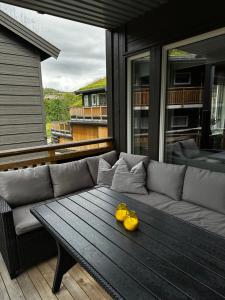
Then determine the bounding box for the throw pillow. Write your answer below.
[111,158,148,194]
[97,158,121,187]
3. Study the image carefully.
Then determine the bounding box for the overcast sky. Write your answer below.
[0,3,106,92]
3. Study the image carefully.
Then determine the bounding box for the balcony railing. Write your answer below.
[70,106,107,119]
[51,122,71,134]
[167,87,203,106]
[0,137,113,171]
[132,86,203,106]
[133,87,150,106]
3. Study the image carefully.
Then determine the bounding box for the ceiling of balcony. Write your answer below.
[0,0,168,29]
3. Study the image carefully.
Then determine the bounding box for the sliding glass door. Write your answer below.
[161,30,225,172]
[127,52,150,155]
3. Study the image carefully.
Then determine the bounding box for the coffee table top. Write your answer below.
[31,187,225,300]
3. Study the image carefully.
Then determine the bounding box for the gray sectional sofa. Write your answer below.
[1,149,225,278]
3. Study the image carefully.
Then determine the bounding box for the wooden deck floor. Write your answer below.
[0,254,112,300]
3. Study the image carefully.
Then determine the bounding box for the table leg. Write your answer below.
[52,242,77,293]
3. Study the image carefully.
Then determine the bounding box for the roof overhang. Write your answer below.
[0,0,168,30]
[75,87,106,95]
[0,9,60,60]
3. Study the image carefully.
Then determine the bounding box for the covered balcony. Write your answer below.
[1,1,225,300]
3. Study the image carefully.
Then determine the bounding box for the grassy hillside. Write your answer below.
[44,89,82,123]
[78,77,106,91]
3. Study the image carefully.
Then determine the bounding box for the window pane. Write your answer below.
[130,54,150,155]
[164,35,225,172]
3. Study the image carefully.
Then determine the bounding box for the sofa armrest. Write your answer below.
[0,196,19,278]
[0,196,12,214]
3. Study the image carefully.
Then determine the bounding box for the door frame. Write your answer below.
[159,26,225,162]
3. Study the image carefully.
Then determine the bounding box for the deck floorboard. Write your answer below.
[0,254,112,300]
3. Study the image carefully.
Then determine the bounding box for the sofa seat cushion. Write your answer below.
[124,191,225,238]
[147,160,186,201]
[13,203,43,235]
[183,166,225,214]
[156,199,225,238]
[124,192,175,210]
[0,166,53,208]
[50,159,94,197]
[86,151,117,184]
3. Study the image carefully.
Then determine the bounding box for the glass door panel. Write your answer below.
[163,34,225,171]
[129,53,150,155]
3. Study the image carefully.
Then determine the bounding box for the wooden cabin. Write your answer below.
[51,86,108,149]
[0,10,60,151]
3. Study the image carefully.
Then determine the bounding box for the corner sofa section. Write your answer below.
[1,149,225,279]
[0,151,117,278]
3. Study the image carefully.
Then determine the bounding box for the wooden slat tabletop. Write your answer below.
[31,187,225,300]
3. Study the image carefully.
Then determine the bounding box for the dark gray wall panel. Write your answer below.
[0,27,46,150]
[0,115,43,125]
[0,124,44,135]
[0,95,41,105]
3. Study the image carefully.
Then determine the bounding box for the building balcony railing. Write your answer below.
[51,122,71,134]
[133,86,203,107]
[0,137,113,171]
[167,87,204,106]
[70,106,107,119]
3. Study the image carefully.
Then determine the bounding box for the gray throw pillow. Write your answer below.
[111,158,148,194]
[119,152,149,168]
[49,159,94,197]
[147,160,186,201]
[180,139,200,158]
[86,150,117,184]
[97,158,121,187]
[0,165,53,208]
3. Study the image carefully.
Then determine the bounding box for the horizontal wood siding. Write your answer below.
[0,64,39,76]
[0,105,42,115]
[0,124,44,135]
[0,95,41,105]
[0,133,45,145]
[0,141,45,151]
[0,115,43,125]
[0,74,40,86]
[0,28,46,151]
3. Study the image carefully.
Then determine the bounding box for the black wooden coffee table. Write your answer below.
[31,187,225,300]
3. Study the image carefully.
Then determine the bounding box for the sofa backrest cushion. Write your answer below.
[182,166,225,214]
[180,139,200,158]
[119,152,149,169]
[86,150,117,184]
[0,166,53,208]
[147,160,186,201]
[49,159,94,197]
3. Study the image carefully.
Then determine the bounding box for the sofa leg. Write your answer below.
[52,242,76,293]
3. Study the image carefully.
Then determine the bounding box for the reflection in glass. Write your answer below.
[165,36,225,172]
[131,54,150,155]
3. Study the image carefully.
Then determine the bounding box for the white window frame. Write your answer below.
[159,26,225,162]
[127,51,150,154]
